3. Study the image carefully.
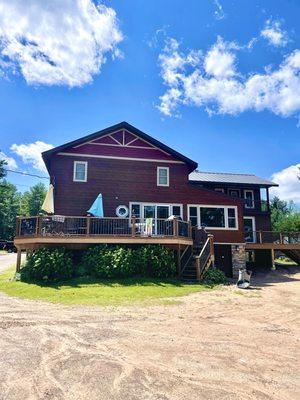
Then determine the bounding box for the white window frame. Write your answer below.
[187,204,239,230]
[214,188,224,193]
[129,202,183,219]
[73,161,88,182]
[244,189,254,209]
[244,216,256,243]
[157,166,169,187]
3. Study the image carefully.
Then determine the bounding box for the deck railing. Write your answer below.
[195,235,214,280]
[15,216,192,239]
[245,231,300,244]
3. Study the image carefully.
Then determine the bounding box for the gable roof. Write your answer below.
[42,121,198,173]
[189,171,278,187]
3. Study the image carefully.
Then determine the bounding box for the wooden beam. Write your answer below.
[177,244,181,277]
[266,187,270,212]
[14,236,193,246]
[246,243,300,250]
[16,248,22,273]
[271,248,276,270]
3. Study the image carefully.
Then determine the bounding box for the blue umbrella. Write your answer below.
[87,194,104,217]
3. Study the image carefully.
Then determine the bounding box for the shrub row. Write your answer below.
[21,245,176,282]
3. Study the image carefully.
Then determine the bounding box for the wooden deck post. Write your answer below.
[174,219,179,237]
[86,216,91,236]
[16,248,22,273]
[177,244,181,276]
[209,235,215,267]
[35,216,40,236]
[271,248,276,270]
[131,217,136,237]
[195,258,200,281]
[188,221,192,239]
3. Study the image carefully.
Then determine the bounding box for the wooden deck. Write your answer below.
[14,216,193,250]
[245,231,300,250]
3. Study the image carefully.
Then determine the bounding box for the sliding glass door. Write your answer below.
[143,205,170,234]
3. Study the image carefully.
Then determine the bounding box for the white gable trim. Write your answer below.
[72,129,171,156]
[57,152,184,164]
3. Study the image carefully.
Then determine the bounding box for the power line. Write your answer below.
[4,169,49,180]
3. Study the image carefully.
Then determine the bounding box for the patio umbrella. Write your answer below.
[87,193,104,217]
[41,184,54,214]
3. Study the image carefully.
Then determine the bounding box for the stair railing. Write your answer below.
[179,245,193,276]
[195,234,214,281]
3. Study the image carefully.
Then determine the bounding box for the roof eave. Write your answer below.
[189,180,279,187]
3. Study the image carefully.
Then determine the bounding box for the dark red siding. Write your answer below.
[50,155,245,243]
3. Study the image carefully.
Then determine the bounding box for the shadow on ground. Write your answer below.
[250,264,300,288]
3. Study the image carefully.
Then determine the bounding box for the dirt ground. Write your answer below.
[0,258,299,400]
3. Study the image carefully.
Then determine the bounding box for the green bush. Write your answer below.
[82,244,176,279]
[137,245,176,278]
[21,247,73,282]
[203,267,227,285]
[82,245,137,278]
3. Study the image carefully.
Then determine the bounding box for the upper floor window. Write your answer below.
[73,161,87,182]
[229,189,240,197]
[157,167,169,187]
[244,190,254,208]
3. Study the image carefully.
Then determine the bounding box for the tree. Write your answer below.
[0,153,7,181]
[0,181,22,240]
[270,196,293,230]
[20,183,47,216]
[274,213,300,232]
[270,196,300,232]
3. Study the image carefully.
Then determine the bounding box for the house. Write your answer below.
[14,122,300,278]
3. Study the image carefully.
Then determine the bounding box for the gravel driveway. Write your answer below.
[0,258,299,400]
[0,252,26,273]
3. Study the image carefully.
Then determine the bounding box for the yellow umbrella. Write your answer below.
[42,184,54,214]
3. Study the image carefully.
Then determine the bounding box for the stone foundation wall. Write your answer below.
[231,245,246,278]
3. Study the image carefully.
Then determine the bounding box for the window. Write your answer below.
[73,161,87,182]
[130,202,182,220]
[172,205,181,218]
[116,205,129,217]
[214,188,224,193]
[244,190,254,208]
[200,207,225,228]
[229,189,240,197]
[188,205,238,230]
[189,206,198,227]
[228,208,236,228]
[157,167,169,186]
[246,250,255,263]
[131,203,141,218]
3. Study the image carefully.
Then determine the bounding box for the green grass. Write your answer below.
[0,266,213,307]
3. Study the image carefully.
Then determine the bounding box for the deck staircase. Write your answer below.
[180,229,214,282]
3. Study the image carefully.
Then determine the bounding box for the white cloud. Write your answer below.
[157,37,300,119]
[261,19,288,47]
[213,0,226,21]
[0,0,123,87]
[204,37,236,78]
[0,151,17,170]
[11,141,54,173]
[270,163,300,204]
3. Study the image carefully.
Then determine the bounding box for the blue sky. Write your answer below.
[0,0,299,203]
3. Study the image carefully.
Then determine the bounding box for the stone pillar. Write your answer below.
[231,244,246,278]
